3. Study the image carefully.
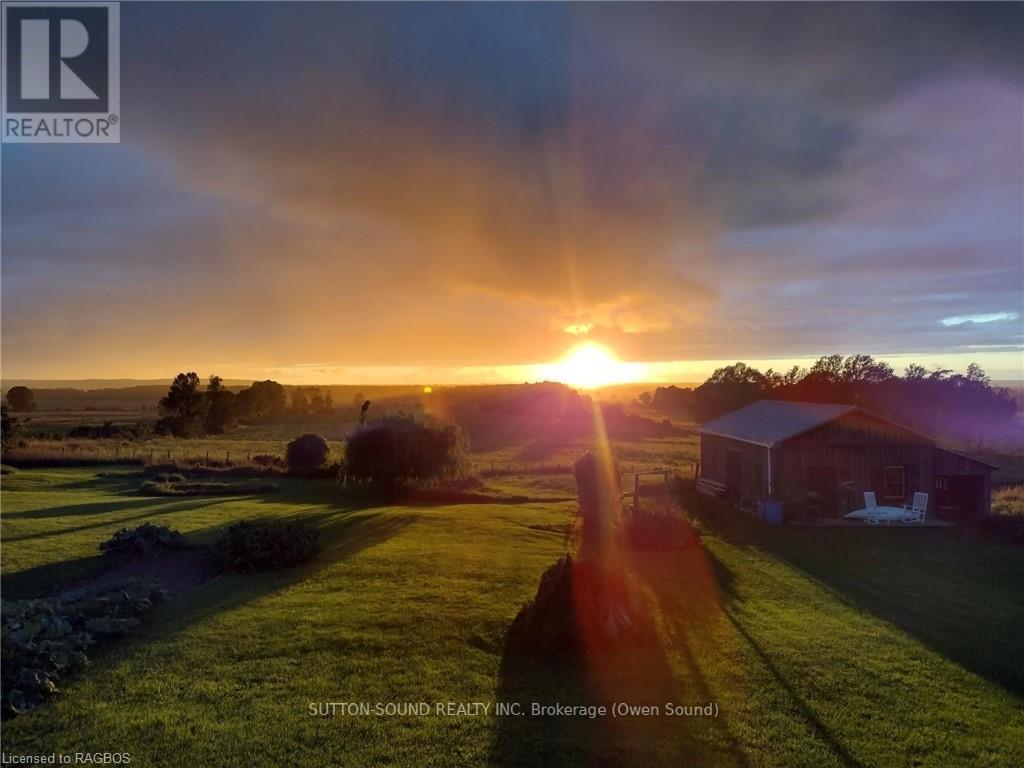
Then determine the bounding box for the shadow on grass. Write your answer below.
[635,542,865,768]
[633,547,753,768]
[758,527,1024,698]
[6,496,199,521]
[123,507,417,653]
[491,550,715,767]
[491,640,696,767]
[490,650,607,767]
[1,503,419,728]
[2,554,108,599]
[1,475,399,605]
[2,499,231,543]
[683,489,1024,699]
[0,494,374,599]
[719,606,862,768]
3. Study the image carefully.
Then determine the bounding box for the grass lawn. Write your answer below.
[2,467,1023,767]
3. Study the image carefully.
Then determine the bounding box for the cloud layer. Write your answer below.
[3,3,1022,379]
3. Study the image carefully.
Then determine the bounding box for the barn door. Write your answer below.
[725,450,742,503]
[943,476,984,518]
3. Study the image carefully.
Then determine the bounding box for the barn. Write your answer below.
[697,400,995,521]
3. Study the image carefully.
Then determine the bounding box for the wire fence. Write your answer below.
[4,443,700,478]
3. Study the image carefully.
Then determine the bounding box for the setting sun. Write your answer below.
[540,342,641,389]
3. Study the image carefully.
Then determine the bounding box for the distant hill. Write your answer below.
[0,380,437,411]
[1,378,253,390]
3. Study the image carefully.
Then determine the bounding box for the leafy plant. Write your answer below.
[99,523,191,558]
[506,555,656,656]
[2,585,165,717]
[1,405,22,451]
[344,414,467,490]
[251,454,286,469]
[139,479,278,497]
[285,434,330,474]
[214,521,318,572]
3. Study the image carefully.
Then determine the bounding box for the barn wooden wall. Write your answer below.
[699,433,767,507]
[776,412,934,515]
[700,411,993,518]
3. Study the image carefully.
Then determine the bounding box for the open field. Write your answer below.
[10,399,1022,486]
[2,466,1022,767]
[4,421,702,482]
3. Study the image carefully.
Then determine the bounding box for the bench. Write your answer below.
[696,478,727,498]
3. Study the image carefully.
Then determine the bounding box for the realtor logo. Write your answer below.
[2,2,120,142]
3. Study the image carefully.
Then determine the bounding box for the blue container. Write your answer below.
[763,500,784,525]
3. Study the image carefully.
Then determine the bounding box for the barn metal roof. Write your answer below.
[698,400,858,447]
[934,447,1001,470]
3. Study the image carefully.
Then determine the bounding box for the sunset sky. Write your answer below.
[2,3,1022,384]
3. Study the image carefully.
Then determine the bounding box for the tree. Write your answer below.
[965,362,989,385]
[156,372,206,437]
[840,354,893,384]
[651,385,693,415]
[687,354,1017,446]
[904,364,928,380]
[706,362,766,387]
[205,375,236,435]
[690,363,766,421]
[286,434,330,474]
[291,390,310,414]
[1,405,22,450]
[344,415,465,490]
[235,380,286,424]
[5,386,36,412]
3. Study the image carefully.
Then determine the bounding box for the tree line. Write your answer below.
[156,374,288,437]
[638,354,1017,445]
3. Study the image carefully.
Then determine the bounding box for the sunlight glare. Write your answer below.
[541,342,643,389]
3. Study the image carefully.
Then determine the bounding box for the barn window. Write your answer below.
[935,477,949,491]
[882,466,905,499]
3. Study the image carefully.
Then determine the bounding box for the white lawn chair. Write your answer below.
[902,492,928,523]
